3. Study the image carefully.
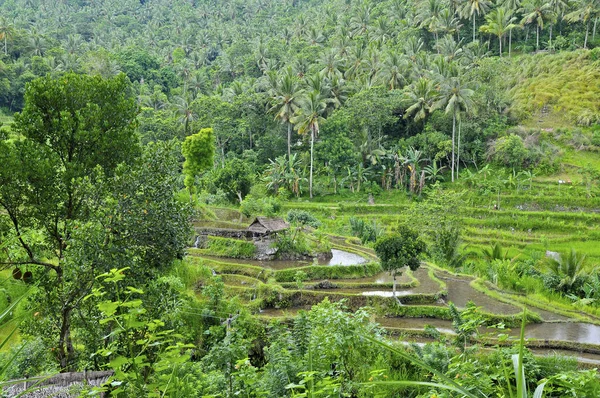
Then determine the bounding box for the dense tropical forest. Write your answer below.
[1,0,600,396]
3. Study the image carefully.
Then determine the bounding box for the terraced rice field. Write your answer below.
[190,180,600,358]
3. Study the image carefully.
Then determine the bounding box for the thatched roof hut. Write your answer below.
[247,217,289,235]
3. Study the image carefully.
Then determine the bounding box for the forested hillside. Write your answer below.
[1,0,600,396]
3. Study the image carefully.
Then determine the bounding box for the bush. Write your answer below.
[286,210,321,228]
[205,236,256,259]
[273,230,312,257]
[349,217,384,244]
[239,195,281,217]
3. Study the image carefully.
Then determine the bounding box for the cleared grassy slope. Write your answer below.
[505,50,600,126]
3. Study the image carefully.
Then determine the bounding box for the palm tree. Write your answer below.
[459,0,492,42]
[439,8,464,41]
[270,68,302,161]
[548,0,569,45]
[350,2,373,37]
[379,51,407,90]
[174,95,195,137]
[480,7,518,56]
[564,0,600,49]
[521,0,553,50]
[433,76,474,182]
[404,78,437,122]
[545,249,587,293]
[417,0,445,48]
[0,17,15,56]
[292,91,327,199]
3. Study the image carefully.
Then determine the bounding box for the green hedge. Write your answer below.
[274,262,382,282]
[203,236,256,259]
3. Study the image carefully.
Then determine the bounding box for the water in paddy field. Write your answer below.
[325,249,368,266]
[378,316,600,345]
[198,249,368,270]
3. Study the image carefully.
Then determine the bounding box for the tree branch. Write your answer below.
[0,259,60,273]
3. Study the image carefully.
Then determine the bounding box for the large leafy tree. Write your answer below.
[0,73,140,370]
[213,157,254,203]
[374,227,426,304]
[182,127,215,201]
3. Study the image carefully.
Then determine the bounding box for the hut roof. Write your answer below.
[248,217,289,234]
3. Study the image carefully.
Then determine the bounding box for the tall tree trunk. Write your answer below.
[287,121,292,162]
[536,24,539,50]
[593,17,598,40]
[333,175,337,194]
[499,35,502,57]
[58,305,74,372]
[549,24,553,48]
[584,20,589,49]
[509,29,512,57]
[457,117,461,179]
[309,126,314,199]
[472,15,476,42]
[451,111,456,182]
[392,270,402,304]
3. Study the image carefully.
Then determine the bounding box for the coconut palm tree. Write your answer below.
[379,51,407,90]
[439,8,464,40]
[292,91,327,199]
[350,2,373,37]
[520,0,553,50]
[480,7,518,56]
[0,17,15,55]
[564,0,600,48]
[417,0,445,48]
[433,76,474,182]
[270,68,302,161]
[459,0,492,42]
[404,78,437,123]
[174,95,195,137]
[548,0,569,45]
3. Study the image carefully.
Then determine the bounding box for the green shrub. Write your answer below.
[205,236,256,259]
[239,195,281,217]
[349,217,384,244]
[286,210,321,228]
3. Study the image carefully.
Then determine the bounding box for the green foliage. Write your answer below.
[492,133,530,172]
[211,157,254,203]
[205,236,257,259]
[239,195,281,218]
[88,268,194,397]
[374,227,426,274]
[287,210,321,228]
[274,229,312,257]
[274,263,382,282]
[543,248,588,295]
[182,127,215,199]
[349,217,384,244]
